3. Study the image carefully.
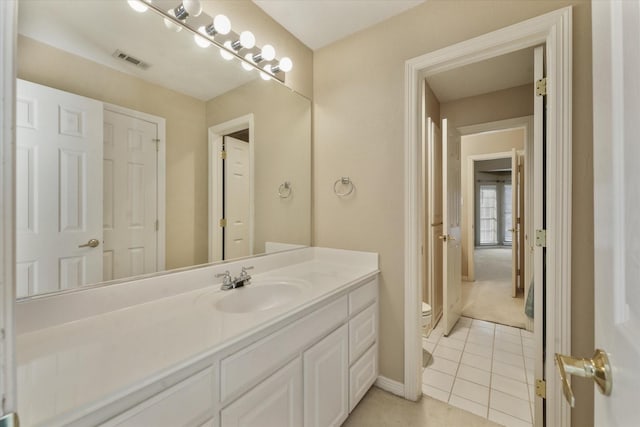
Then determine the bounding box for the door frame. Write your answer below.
[0,0,17,416]
[458,116,534,282]
[403,7,572,427]
[208,114,255,262]
[103,103,167,273]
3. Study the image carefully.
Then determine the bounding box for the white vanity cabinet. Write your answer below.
[218,277,378,427]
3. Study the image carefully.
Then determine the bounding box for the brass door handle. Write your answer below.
[554,349,612,407]
[438,234,448,241]
[78,238,100,248]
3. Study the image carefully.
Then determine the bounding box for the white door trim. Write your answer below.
[404,7,572,427]
[458,116,534,282]
[103,103,167,272]
[0,0,17,415]
[208,114,255,262]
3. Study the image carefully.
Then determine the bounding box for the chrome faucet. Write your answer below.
[216,266,254,290]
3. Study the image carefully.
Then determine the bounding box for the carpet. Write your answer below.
[461,248,527,329]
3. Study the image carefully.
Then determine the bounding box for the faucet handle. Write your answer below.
[215,270,233,286]
[240,266,254,277]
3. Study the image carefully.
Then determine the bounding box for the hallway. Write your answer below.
[461,248,526,328]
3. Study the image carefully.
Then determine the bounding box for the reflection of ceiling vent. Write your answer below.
[112,50,150,70]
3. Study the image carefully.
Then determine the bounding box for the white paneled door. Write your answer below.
[441,118,462,336]
[103,109,158,281]
[224,136,251,260]
[592,0,639,424]
[16,79,103,297]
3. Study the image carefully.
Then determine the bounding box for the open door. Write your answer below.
[591,1,638,424]
[427,118,443,326]
[16,79,103,296]
[441,118,462,336]
[532,45,545,427]
[510,148,518,297]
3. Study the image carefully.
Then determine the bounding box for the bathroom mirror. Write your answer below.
[15,0,311,298]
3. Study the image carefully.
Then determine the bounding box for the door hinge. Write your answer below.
[535,379,546,399]
[155,219,159,231]
[0,412,19,427]
[152,138,160,152]
[517,269,521,276]
[220,150,227,160]
[536,78,547,96]
[535,229,547,247]
[219,218,226,227]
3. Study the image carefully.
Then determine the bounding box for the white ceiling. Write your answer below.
[252,0,425,50]
[18,0,258,101]
[427,47,535,103]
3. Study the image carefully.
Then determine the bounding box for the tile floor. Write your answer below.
[422,317,536,427]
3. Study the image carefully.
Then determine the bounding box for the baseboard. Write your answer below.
[375,375,404,397]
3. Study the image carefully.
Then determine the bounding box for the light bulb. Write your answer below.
[242,54,254,71]
[164,9,183,32]
[213,14,231,35]
[239,31,256,49]
[220,41,234,61]
[278,57,293,72]
[261,65,273,81]
[261,44,276,61]
[128,0,149,13]
[194,27,211,48]
[183,0,202,17]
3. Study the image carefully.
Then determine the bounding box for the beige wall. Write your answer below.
[17,36,209,270]
[440,83,533,127]
[205,79,312,253]
[313,2,594,425]
[461,129,525,278]
[202,1,313,99]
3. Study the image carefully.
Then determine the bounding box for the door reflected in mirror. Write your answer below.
[15,0,311,298]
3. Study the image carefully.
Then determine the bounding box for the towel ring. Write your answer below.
[278,181,292,198]
[334,177,354,197]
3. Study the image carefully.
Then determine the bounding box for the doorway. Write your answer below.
[404,8,573,427]
[208,114,255,262]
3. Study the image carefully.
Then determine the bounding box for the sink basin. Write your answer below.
[215,279,311,314]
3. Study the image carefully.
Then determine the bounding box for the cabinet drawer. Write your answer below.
[221,296,348,402]
[348,278,377,316]
[103,368,214,427]
[349,303,377,363]
[349,343,377,412]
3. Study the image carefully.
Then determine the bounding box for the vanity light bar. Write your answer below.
[131,0,292,83]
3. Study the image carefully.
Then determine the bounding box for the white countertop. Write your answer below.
[16,248,378,426]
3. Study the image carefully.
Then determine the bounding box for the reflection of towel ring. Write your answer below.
[278,181,292,198]
[334,177,354,197]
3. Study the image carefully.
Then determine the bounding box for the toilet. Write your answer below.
[422,302,432,329]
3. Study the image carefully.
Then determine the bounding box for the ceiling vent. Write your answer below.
[112,50,150,70]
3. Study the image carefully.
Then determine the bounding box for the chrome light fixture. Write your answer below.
[129,0,293,82]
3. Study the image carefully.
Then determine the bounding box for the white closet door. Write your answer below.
[16,79,103,296]
[103,109,158,281]
[224,136,251,259]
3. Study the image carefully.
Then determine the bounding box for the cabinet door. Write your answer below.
[221,358,302,427]
[303,324,349,427]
